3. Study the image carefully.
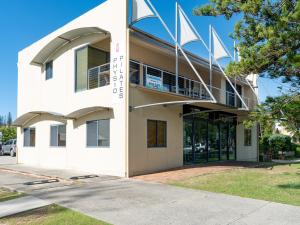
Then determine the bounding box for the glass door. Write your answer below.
[228,122,236,160]
[208,122,220,161]
[183,117,193,164]
[220,123,228,161]
[194,118,208,163]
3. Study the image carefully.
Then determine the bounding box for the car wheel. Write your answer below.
[0,150,3,156]
[10,150,15,157]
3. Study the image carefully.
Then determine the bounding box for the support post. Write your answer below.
[146,0,217,103]
[209,25,212,91]
[175,2,179,94]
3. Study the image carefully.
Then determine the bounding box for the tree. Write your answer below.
[0,116,3,127]
[7,112,12,127]
[244,92,300,138]
[193,0,300,86]
[0,127,16,143]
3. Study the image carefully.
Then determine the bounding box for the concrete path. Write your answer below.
[0,162,299,225]
[0,156,16,166]
[0,196,50,218]
[273,159,300,164]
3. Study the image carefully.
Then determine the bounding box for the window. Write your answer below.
[46,61,53,80]
[147,120,167,148]
[226,81,242,107]
[75,46,109,92]
[86,119,110,147]
[244,128,252,146]
[130,61,140,85]
[24,128,35,147]
[50,125,66,147]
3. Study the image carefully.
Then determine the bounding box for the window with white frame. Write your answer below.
[50,125,66,147]
[86,119,110,147]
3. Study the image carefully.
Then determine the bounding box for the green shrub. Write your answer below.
[268,134,292,157]
[259,134,271,154]
[259,134,295,159]
[295,145,300,158]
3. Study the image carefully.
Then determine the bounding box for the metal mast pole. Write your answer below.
[175,1,179,94]
[209,25,212,91]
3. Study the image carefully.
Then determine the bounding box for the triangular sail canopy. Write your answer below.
[132,0,156,23]
[178,7,198,46]
[212,29,230,60]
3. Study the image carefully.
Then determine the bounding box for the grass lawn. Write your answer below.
[0,188,24,202]
[169,163,300,206]
[0,204,111,225]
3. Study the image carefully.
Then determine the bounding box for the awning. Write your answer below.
[13,111,66,127]
[31,27,108,65]
[66,106,111,120]
[131,100,214,110]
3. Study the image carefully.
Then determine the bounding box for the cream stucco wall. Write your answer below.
[128,87,183,176]
[17,0,129,177]
[16,0,258,177]
[236,123,258,162]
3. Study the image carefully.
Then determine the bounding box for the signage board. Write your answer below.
[146,74,163,91]
[111,42,126,104]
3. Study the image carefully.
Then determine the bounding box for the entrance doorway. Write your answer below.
[183,106,236,164]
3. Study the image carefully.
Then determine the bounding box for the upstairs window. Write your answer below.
[130,61,140,85]
[50,125,66,147]
[24,127,36,147]
[244,128,252,146]
[46,61,53,80]
[226,81,242,107]
[75,46,109,92]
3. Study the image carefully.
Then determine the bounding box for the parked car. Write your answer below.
[0,139,16,157]
[195,143,206,152]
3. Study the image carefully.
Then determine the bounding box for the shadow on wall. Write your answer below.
[73,109,115,128]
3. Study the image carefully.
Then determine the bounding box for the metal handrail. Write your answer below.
[130,60,255,109]
[88,63,110,90]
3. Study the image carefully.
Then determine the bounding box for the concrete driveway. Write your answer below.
[0,161,299,225]
[0,155,16,166]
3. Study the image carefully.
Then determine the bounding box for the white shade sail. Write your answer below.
[212,29,230,60]
[132,0,155,23]
[178,7,198,46]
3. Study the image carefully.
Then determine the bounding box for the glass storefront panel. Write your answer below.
[220,123,228,161]
[208,122,220,161]
[194,117,208,163]
[183,118,193,164]
[183,106,237,165]
[228,122,236,160]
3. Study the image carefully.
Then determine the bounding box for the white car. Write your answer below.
[0,139,16,157]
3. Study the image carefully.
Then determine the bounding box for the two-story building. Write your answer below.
[15,0,259,177]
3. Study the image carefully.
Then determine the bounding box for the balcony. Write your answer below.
[130,60,256,109]
[86,60,256,110]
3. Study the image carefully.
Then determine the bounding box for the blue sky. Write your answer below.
[0,0,287,120]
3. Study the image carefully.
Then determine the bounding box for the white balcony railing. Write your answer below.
[88,63,110,90]
[87,60,256,109]
[130,60,256,109]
